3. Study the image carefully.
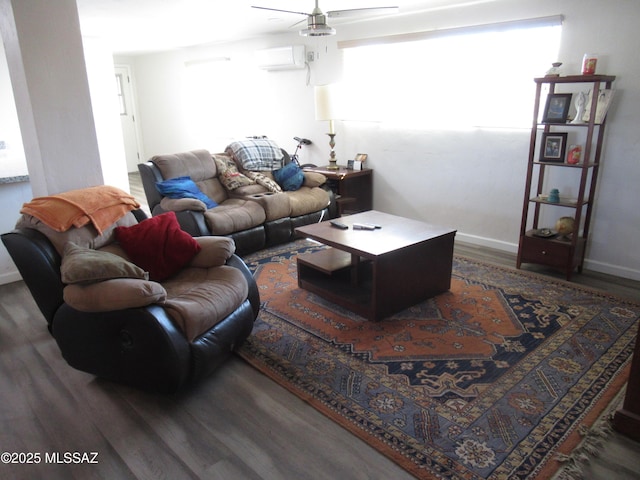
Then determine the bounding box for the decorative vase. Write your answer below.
[545,62,562,77]
[555,216,575,237]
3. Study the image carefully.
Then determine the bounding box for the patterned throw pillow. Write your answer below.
[244,171,282,193]
[226,139,284,171]
[214,154,255,191]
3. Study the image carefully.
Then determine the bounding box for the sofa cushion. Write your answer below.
[155,176,217,209]
[63,278,167,312]
[163,265,249,341]
[61,242,148,284]
[273,162,304,191]
[152,150,229,205]
[226,138,284,171]
[286,186,331,217]
[214,154,255,191]
[152,149,216,182]
[203,199,266,236]
[115,212,201,281]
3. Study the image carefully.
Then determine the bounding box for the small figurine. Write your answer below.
[571,91,587,124]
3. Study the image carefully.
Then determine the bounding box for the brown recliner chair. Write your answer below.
[2,208,259,393]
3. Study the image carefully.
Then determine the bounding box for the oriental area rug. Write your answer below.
[238,240,639,479]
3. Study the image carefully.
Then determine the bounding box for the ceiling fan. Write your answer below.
[252,1,399,37]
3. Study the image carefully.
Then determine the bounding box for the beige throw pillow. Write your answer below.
[61,242,149,284]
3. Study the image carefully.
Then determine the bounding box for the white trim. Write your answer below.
[583,260,640,282]
[0,271,22,286]
[455,232,518,254]
[114,64,145,170]
[455,233,640,281]
[338,15,564,49]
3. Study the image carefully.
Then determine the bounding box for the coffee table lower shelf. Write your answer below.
[297,248,374,319]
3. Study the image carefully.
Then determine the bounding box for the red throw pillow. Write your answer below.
[115,211,201,281]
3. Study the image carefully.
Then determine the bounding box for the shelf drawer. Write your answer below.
[519,235,572,268]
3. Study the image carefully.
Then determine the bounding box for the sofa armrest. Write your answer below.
[138,161,164,212]
[160,196,207,212]
[321,185,338,219]
[150,203,210,237]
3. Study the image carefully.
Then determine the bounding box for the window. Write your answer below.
[339,16,562,129]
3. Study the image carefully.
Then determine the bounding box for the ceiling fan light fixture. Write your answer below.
[299,24,336,36]
[300,12,336,37]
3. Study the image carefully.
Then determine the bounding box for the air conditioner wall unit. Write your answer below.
[256,45,306,70]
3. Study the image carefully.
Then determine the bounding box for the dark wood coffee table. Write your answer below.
[294,210,456,321]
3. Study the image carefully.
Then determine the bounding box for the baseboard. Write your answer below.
[584,259,640,282]
[456,232,640,282]
[455,232,518,254]
[0,270,22,286]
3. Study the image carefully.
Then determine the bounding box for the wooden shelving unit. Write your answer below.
[517,74,616,280]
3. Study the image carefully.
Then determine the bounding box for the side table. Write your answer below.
[304,166,372,215]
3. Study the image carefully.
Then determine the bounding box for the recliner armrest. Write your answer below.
[226,254,260,319]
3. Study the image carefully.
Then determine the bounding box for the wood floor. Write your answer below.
[0,174,637,479]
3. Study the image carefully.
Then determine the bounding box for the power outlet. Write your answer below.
[0,140,6,150]
[307,51,315,62]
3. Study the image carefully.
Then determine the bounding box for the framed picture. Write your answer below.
[355,153,368,162]
[347,159,355,169]
[540,132,568,162]
[542,93,572,123]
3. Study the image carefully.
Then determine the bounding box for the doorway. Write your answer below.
[114,65,142,172]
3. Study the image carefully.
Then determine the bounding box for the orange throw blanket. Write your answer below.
[21,185,141,234]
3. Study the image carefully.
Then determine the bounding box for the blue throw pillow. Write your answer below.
[273,162,304,191]
[155,176,217,209]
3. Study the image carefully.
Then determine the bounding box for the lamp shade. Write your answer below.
[314,84,335,121]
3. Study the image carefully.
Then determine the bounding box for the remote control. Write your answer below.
[354,223,381,230]
[330,221,349,230]
[353,223,376,230]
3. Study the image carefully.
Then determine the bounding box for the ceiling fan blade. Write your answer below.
[289,18,308,29]
[251,6,309,16]
[327,6,399,19]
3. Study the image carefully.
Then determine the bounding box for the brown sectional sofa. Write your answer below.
[138,148,335,255]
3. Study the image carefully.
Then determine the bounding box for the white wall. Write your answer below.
[0,0,104,197]
[0,4,130,285]
[83,37,130,191]
[113,0,640,282]
[0,36,26,178]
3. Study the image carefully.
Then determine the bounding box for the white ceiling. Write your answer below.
[76,0,471,55]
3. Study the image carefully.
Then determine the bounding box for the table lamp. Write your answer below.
[314,84,338,170]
